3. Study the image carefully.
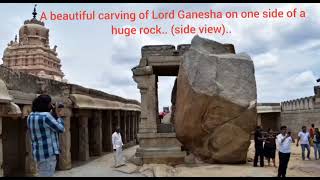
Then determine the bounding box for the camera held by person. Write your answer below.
[51,102,65,120]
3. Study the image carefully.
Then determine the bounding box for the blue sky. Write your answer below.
[0,3,319,110]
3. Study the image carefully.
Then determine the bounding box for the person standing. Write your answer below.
[296,126,311,160]
[112,127,125,168]
[264,128,277,167]
[276,126,295,177]
[310,124,315,142]
[310,124,315,152]
[27,95,65,177]
[313,128,320,160]
[253,126,265,167]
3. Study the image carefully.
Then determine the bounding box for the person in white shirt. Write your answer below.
[296,126,311,160]
[112,127,125,167]
[276,125,295,177]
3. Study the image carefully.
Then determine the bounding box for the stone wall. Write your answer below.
[280,93,320,137]
[281,110,320,137]
[281,96,315,111]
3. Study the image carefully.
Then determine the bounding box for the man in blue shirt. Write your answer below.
[27,95,65,177]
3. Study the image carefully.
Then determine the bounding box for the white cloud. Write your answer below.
[286,70,317,89]
[253,52,279,69]
[294,39,320,53]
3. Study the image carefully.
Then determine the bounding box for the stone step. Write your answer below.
[136,147,186,158]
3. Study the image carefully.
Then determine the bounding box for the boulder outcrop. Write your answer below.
[174,35,257,164]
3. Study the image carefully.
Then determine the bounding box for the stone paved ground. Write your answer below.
[171,141,320,177]
[54,142,320,177]
[54,146,144,177]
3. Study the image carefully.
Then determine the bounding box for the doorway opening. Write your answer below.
[156,76,177,133]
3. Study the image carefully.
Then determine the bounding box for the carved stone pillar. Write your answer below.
[123,111,127,144]
[132,112,135,143]
[130,111,134,141]
[127,111,131,142]
[116,110,121,128]
[133,73,157,133]
[108,111,113,151]
[132,111,136,144]
[102,110,113,152]
[23,105,37,176]
[91,110,102,156]
[58,107,72,170]
[78,113,89,161]
[102,111,107,152]
[25,129,37,176]
[132,64,186,165]
[136,112,140,136]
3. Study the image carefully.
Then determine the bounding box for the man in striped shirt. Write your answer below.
[27,95,65,177]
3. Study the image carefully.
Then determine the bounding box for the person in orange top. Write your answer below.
[310,124,315,147]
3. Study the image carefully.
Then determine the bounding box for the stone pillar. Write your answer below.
[23,105,37,176]
[58,107,72,170]
[102,111,110,152]
[131,112,134,141]
[123,111,128,144]
[130,112,134,142]
[127,111,131,142]
[116,110,121,128]
[105,110,113,152]
[132,112,135,143]
[117,110,127,145]
[135,112,138,136]
[91,110,102,156]
[78,114,89,161]
[155,75,160,128]
[25,129,37,176]
[133,74,158,133]
[131,66,186,165]
[0,116,3,177]
[137,112,141,134]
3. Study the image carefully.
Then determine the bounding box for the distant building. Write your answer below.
[257,103,281,131]
[257,84,320,137]
[2,6,66,82]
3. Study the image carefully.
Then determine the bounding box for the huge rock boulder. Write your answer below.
[174,35,257,164]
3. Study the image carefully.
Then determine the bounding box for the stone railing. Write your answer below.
[281,96,315,111]
[0,65,141,176]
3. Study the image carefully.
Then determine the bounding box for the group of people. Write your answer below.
[296,124,320,161]
[27,93,126,177]
[254,127,277,168]
[254,124,320,177]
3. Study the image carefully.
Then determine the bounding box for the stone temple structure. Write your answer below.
[0,7,140,177]
[0,65,141,177]
[131,35,245,165]
[2,6,65,82]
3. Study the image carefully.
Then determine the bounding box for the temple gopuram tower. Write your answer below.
[2,5,64,81]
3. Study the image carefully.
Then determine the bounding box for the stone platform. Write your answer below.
[134,133,186,165]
